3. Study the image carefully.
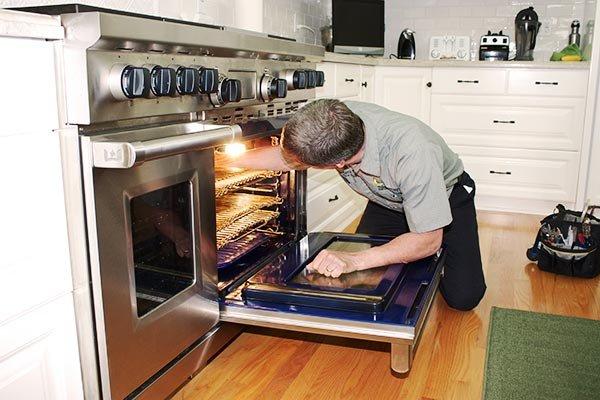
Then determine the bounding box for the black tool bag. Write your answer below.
[526,204,600,278]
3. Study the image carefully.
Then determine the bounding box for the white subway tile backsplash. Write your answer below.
[546,3,577,16]
[386,0,595,60]
[448,6,474,16]
[2,0,596,56]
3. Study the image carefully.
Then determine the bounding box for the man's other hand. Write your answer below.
[306,249,363,278]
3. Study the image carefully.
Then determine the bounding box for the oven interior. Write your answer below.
[214,137,301,296]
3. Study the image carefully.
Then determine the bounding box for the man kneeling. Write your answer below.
[229,99,486,311]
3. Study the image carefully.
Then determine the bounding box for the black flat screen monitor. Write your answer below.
[332,0,384,56]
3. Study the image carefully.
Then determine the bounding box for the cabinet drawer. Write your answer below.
[454,145,579,202]
[335,64,361,98]
[316,63,336,98]
[507,69,588,97]
[307,176,356,228]
[432,68,507,94]
[431,95,585,151]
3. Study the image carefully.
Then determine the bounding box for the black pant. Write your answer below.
[356,172,486,311]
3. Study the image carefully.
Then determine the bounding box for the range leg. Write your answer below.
[390,342,412,374]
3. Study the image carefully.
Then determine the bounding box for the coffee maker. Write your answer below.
[515,7,541,61]
[397,29,416,59]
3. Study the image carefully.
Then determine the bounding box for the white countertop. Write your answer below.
[0,10,63,40]
[323,52,590,69]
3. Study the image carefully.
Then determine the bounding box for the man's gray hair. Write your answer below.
[281,99,364,167]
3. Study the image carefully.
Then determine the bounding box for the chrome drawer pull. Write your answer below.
[345,78,355,82]
[361,81,368,87]
[489,170,512,175]
[328,195,339,202]
[457,79,479,84]
[535,81,559,86]
[493,120,516,124]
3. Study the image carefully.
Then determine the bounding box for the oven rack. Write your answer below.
[216,193,283,231]
[216,209,280,249]
[215,168,281,198]
[217,230,278,269]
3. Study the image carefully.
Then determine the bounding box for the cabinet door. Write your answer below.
[0,295,84,400]
[374,67,432,124]
[335,64,361,98]
[359,66,375,103]
[307,170,366,232]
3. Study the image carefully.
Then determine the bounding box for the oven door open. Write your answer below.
[220,232,444,374]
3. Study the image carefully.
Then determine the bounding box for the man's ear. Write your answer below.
[335,161,345,169]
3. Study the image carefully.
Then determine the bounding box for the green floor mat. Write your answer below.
[484,307,600,400]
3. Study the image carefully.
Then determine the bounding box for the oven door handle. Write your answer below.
[91,124,242,168]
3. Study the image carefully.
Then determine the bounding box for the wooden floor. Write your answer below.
[174,211,600,400]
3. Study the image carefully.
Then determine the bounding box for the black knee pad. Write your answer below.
[441,284,486,311]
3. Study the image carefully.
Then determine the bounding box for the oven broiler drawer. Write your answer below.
[220,233,445,374]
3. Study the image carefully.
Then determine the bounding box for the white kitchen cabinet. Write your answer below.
[359,66,375,103]
[307,169,367,232]
[431,94,585,151]
[430,67,589,214]
[373,67,432,124]
[316,62,362,100]
[431,68,507,95]
[507,69,589,97]
[334,63,361,98]
[0,19,84,400]
[455,145,579,203]
[0,295,83,400]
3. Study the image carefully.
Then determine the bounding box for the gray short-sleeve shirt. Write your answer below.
[339,101,464,233]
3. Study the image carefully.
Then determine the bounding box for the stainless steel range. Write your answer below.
[25,5,443,399]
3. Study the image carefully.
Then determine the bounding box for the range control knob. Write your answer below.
[270,79,288,98]
[198,67,219,94]
[260,74,287,101]
[172,66,199,95]
[315,70,325,87]
[146,65,176,97]
[292,70,307,89]
[306,70,317,88]
[282,69,308,90]
[210,77,242,106]
[109,64,150,100]
[221,79,242,103]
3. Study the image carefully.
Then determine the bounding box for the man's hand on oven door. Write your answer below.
[306,249,363,278]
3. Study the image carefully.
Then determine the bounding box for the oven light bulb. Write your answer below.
[223,143,247,156]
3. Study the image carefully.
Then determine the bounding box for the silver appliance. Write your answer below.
[429,35,470,60]
[515,6,541,61]
[23,5,443,399]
